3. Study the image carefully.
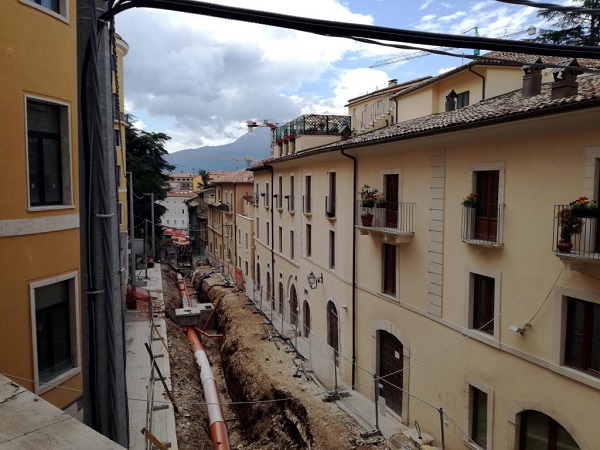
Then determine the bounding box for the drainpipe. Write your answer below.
[265,165,275,307]
[340,149,357,388]
[468,66,486,100]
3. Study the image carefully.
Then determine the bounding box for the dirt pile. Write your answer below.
[161,265,390,449]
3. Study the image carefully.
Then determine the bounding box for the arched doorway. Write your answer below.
[289,286,298,325]
[256,263,261,291]
[303,300,311,337]
[327,301,339,367]
[266,272,272,309]
[278,282,284,316]
[519,410,580,449]
[379,330,403,416]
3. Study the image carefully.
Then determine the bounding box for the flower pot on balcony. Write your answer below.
[556,241,573,253]
[572,208,600,218]
[361,214,374,227]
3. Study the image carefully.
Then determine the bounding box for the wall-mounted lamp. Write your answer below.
[508,322,531,335]
[307,271,323,290]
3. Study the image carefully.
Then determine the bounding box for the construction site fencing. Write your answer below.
[205,251,244,289]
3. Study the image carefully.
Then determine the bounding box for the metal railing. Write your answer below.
[461,204,503,246]
[273,114,351,143]
[553,204,600,260]
[356,201,415,233]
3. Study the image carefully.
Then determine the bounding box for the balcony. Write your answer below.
[461,204,503,248]
[273,114,351,144]
[356,202,415,243]
[302,195,312,214]
[553,204,600,265]
[325,196,336,218]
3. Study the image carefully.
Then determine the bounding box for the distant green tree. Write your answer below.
[125,115,175,238]
[197,169,214,190]
[535,0,600,46]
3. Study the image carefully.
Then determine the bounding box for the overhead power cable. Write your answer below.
[101,0,600,58]
[493,0,600,14]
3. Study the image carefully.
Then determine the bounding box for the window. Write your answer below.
[277,176,283,209]
[303,301,311,337]
[565,297,600,376]
[278,282,284,315]
[470,387,488,448]
[182,209,185,215]
[278,226,283,253]
[245,232,248,251]
[304,175,312,213]
[383,243,396,296]
[256,218,260,239]
[174,220,177,225]
[289,175,295,211]
[474,170,499,242]
[472,274,495,334]
[290,230,295,260]
[265,183,270,208]
[266,221,270,246]
[27,99,71,208]
[117,164,122,188]
[30,274,79,389]
[114,129,121,147]
[326,172,336,217]
[290,287,298,326]
[519,411,579,450]
[245,261,248,276]
[457,90,470,109]
[306,224,312,257]
[329,230,335,269]
[118,202,123,225]
[22,0,68,19]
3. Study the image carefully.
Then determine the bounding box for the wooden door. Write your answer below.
[385,174,399,228]
[328,302,339,367]
[379,331,403,416]
[475,171,499,241]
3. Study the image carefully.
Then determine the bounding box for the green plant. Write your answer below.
[570,196,598,210]
[556,208,583,242]
[461,193,478,207]
[359,184,378,213]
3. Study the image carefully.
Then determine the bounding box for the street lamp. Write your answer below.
[307,271,323,290]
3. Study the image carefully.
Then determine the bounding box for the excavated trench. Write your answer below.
[162,265,314,449]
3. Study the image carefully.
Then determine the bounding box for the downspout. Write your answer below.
[265,165,275,307]
[468,66,486,101]
[340,149,357,388]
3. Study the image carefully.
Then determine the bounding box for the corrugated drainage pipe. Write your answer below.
[177,274,230,450]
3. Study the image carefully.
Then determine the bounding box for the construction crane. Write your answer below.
[370,26,536,68]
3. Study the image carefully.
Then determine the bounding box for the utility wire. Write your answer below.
[100,0,600,58]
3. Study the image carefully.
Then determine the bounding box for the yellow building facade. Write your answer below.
[0,0,82,413]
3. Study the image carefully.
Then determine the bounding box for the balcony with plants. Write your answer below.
[461,193,503,247]
[355,185,414,243]
[273,114,351,144]
[553,197,600,264]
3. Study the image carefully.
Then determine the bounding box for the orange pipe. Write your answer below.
[177,274,229,450]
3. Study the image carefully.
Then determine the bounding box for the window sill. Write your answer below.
[466,329,500,348]
[36,367,80,395]
[462,238,503,249]
[28,204,75,212]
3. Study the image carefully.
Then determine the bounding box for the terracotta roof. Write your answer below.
[166,190,195,197]
[391,52,600,100]
[258,73,600,164]
[215,170,254,184]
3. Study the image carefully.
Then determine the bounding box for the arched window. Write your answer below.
[327,301,339,367]
[278,282,284,316]
[519,410,579,450]
[303,301,311,337]
[266,272,272,309]
[289,286,298,326]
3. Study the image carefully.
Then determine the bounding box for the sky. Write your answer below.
[115,0,548,152]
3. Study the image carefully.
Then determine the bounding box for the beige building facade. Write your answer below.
[249,56,600,449]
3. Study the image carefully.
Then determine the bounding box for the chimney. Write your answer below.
[388,79,398,87]
[339,125,352,141]
[445,89,457,112]
[522,57,543,98]
[551,58,583,100]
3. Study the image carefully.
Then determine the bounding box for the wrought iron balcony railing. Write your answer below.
[461,204,503,246]
[273,114,351,144]
[553,204,600,261]
[356,201,415,234]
